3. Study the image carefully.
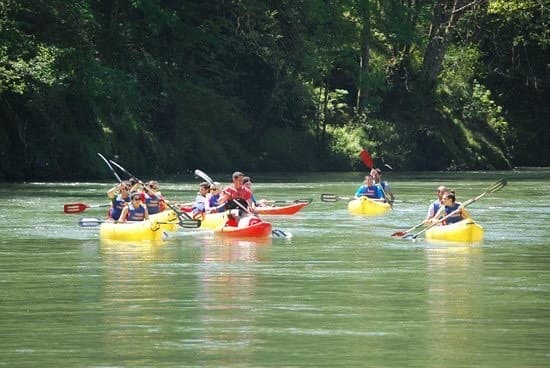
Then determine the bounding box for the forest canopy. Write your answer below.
[0,0,548,180]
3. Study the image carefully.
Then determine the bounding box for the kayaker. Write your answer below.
[106,181,131,220]
[370,168,395,202]
[118,192,149,222]
[206,181,224,213]
[354,175,385,201]
[191,182,210,218]
[431,191,470,225]
[424,185,449,223]
[140,180,166,215]
[242,176,268,207]
[220,171,255,213]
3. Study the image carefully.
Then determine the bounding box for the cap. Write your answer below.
[232,171,245,179]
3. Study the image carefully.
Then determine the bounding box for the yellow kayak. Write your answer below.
[425,219,484,243]
[99,210,179,241]
[347,197,391,216]
[199,212,229,230]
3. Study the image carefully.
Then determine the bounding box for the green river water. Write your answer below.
[1,170,549,367]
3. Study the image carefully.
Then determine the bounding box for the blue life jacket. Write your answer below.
[110,195,130,220]
[127,203,146,221]
[144,193,161,214]
[444,203,462,224]
[428,200,441,218]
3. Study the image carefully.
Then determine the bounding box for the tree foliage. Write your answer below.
[0,0,547,180]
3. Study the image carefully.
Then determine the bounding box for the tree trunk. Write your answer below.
[419,0,485,90]
[356,1,371,111]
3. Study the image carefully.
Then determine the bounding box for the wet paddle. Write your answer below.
[78,217,200,228]
[321,193,353,202]
[390,222,426,238]
[97,153,122,183]
[404,178,508,240]
[64,202,111,214]
[321,193,386,203]
[359,148,374,170]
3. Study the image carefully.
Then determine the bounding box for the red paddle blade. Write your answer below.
[390,231,407,237]
[360,148,373,169]
[63,203,89,213]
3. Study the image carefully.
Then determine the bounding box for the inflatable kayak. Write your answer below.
[347,197,391,216]
[425,219,484,243]
[198,211,272,238]
[256,201,309,215]
[99,210,179,241]
[216,217,272,238]
[199,212,230,230]
[182,200,310,216]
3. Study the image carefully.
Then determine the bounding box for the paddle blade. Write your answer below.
[272,229,292,238]
[194,169,214,185]
[78,217,104,227]
[390,231,407,237]
[360,148,374,169]
[179,219,201,229]
[320,194,339,202]
[64,203,89,213]
[491,178,507,192]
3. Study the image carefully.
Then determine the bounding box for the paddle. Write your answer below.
[405,178,508,240]
[320,193,386,203]
[105,159,198,225]
[193,169,291,238]
[359,148,374,170]
[390,222,427,238]
[78,217,201,228]
[97,153,122,183]
[64,202,111,214]
[360,148,393,207]
[321,193,353,202]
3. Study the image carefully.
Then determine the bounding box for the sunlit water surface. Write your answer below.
[1,170,549,367]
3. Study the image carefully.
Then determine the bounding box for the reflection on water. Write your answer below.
[196,236,270,366]
[425,245,484,367]
[98,240,178,363]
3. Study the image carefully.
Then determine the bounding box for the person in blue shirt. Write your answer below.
[206,181,225,213]
[354,175,385,200]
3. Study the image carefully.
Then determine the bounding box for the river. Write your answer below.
[1,170,549,367]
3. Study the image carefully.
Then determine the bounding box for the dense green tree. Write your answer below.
[0,0,547,180]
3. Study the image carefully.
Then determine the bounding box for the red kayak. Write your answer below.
[181,199,311,216]
[256,201,309,215]
[215,216,272,238]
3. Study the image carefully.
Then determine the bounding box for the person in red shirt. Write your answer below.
[220,171,255,214]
